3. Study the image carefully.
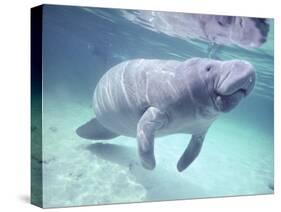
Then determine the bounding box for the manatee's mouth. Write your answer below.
[214,88,247,112]
[231,88,247,96]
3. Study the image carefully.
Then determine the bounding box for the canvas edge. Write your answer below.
[30,4,43,208]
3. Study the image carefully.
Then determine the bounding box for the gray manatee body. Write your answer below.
[77,58,256,171]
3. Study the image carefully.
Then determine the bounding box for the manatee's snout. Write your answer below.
[214,61,256,112]
[216,61,256,96]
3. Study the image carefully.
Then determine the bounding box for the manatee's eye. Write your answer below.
[206,65,212,72]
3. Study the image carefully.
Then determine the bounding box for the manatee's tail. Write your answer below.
[76,118,119,140]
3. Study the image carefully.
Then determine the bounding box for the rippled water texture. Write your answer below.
[35,5,274,208]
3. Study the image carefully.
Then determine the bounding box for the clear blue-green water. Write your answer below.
[39,5,273,208]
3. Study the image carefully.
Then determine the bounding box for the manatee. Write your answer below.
[76,58,256,172]
[122,11,269,48]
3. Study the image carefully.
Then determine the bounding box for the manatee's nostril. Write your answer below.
[243,73,256,96]
[249,77,253,83]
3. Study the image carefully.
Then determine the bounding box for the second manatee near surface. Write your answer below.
[77,58,256,172]
[121,11,269,48]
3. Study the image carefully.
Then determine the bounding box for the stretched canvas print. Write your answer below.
[31,4,274,208]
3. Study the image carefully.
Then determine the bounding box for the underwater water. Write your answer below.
[36,5,273,208]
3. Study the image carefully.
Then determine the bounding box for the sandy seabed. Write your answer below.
[38,93,273,208]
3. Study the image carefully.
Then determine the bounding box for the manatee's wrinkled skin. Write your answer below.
[77,58,256,171]
[122,11,269,48]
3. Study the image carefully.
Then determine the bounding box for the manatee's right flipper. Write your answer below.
[177,133,206,172]
[76,118,119,140]
[137,107,168,170]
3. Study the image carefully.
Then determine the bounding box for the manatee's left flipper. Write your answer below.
[177,133,206,172]
[137,107,168,170]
